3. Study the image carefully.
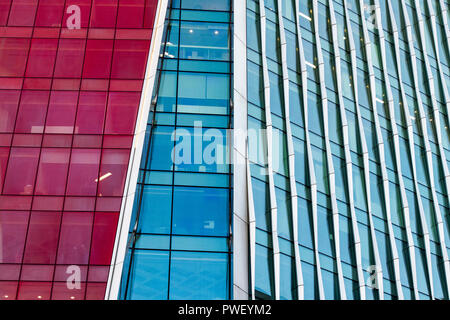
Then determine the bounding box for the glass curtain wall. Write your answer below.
[119,0,233,300]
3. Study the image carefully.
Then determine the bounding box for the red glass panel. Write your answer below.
[23,211,61,264]
[0,264,20,281]
[89,212,118,265]
[75,91,107,134]
[0,211,29,263]
[66,149,101,196]
[105,92,140,134]
[17,281,52,300]
[3,147,40,195]
[26,38,58,78]
[90,0,118,28]
[0,147,9,193]
[56,212,93,264]
[35,0,65,27]
[117,0,145,28]
[82,40,113,79]
[0,1,11,26]
[144,0,157,28]
[98,149,130,197]
[0,281,17,300]
[0,90,20,133]
[35,148,70,196]
[15,90,49,134]
[87,266,109,282]
[8,0,38,26]
[45,91,78,134]
[51,282,86,300]
[111,40,150,79]
[0,38,30,77]
[21,265,54,281]
[85,282,106,300]
[54,39,86,78]
[0,0,158,300]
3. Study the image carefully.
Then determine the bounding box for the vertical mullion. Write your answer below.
[412,0,450,298]
[257,0,280,300]
[276,0,304,300]
[329,0,365,300]
[385,0,422,300]
[294,0,325,300]
[400,0,436,299]
[372,0,409,300]
[356,0,386,300]
[312,0,346,300]
[232,0,251,301]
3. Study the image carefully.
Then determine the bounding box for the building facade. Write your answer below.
[0,0,449,300]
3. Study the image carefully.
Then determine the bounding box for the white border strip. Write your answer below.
[105,0,169,300]
[294,0,325,300]
[276,0,304,300]
[258,0,281,300]
[385,0,421,299]
[330,0,365,300]
[233,0,251,300]
[312,0,346,300]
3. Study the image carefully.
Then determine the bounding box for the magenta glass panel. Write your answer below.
[0,281,17,300]
[23,211,61,264]
[90,0,118,28]
[66,149,101,196]
[7,0,38,26]
[35,0,65,27]
[111,40,150,79]
[56,212,93,264]
[17,281,52,300]
[117,0,145,28]
[0,1,11,26]
[89,212,118,265]
[0,38,30,77]
[82,40,113,79]
[75,91,107,134]
[26,38,58,78]
[0,90,20,133]
[98,149,130,197]
[0,147,9,193]
[0,0,159,300]
[45,91,78,134]
[0,211,29,263]
[51,282,86,300]
[54,39,86,78]
[3,147,40,195]
[35,148,70,196]
[15,91,49,134]
[85,282,106,300]
[105,92,140,134]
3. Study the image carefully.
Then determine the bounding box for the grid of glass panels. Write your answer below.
[247,0,450,300]
[0,0,158,300]
[119,0,233,300]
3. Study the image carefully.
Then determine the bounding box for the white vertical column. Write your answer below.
[233,0,251,301]
[371,0,409,300]
[294,0,325,300]
[400,0,436,299]
[329,0,365,300]
[355,0,386,299]
[258,0,281,300]
[412,0,450,297]
[312,0,346,300]
[105,0,169,300]
[385,0,421,300]
[276,0,304,300]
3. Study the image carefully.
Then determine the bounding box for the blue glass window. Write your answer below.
[172,186,229,236]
